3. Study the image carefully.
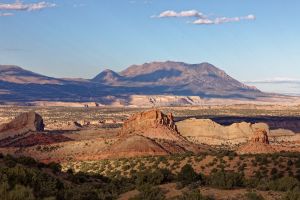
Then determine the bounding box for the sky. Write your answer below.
[0,0,300,94]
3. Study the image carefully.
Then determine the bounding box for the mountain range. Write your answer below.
[0,61,263,104]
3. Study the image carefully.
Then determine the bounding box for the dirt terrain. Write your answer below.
[0,105,300,163]
[119,183,284,200]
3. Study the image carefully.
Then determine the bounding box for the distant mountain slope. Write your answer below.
[0,61,263,103]
[0,65,63,84]
[94,61,261,98]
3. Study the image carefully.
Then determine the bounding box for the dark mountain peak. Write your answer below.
[92,69,124,83]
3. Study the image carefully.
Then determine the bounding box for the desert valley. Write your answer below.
[1,101,300,199]
[1,1,300,199]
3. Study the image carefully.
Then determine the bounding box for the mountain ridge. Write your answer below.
[0,61,263,103]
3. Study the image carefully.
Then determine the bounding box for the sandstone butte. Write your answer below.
[0,111,70,147]
[105,109,206,158]
[237,128,275,154]
[0,111,44,141]
[120,109,182,141]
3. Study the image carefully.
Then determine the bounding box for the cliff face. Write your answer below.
[0,111,44,140]
[176,118,269,145]
[120,109,180,141]
[251,129,269,144]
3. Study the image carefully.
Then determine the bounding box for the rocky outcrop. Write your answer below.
[251,129,269,144]
[237,127,276,154]
[116,110,208,157]
[120,109,181,140]
[0,111,44,140]
[176,118,269,145]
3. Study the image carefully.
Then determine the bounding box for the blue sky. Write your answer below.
[0,0,300,89]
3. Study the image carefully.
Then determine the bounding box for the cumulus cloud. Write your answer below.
[153,10,255,25]
[0,0,56,12]
[154,10,205,18]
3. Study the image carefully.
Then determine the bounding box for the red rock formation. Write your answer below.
[251,129,269,144]
[237,128,274,154]
[0,111,44,140]
[120,109,181,140]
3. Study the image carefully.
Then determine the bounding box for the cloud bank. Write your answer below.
[0,0,56,16]
[153,10,255,25]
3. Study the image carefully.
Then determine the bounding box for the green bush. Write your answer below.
[267,177,299,191]
[177,164,202,186]
[208,170,244,189]
[47,162,62,173]
[283,187,300,200]
[135,169,172,187]
[244,192,264,200]
[175,189,212,200]
[1,184,36,200]
[129,185,165,200]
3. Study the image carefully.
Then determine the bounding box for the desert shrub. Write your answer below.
[296,158,300,168]
[283,187,300,200]
[296,170,300,181]
[47,162,62,173]
[62,186,101,200]
[238,163,247,171]
[267,177,299,191]
[177,164,202,186]
[122,164,131,171]
[208,170,244,189]
[270,168,278,176]
[255,155,269,165]
[244,192,264,200]
[0,165,62,199]
[67,168,74,174]
[4,158,17,168]
[244,178,262,189]
[68,172,90,184]
[15,156,37,166]
[0,184,36,200]
[134,169,172,187]
[195,156,204,162]
[287,159,294,166]
[175,189,213,200]
[129,185,165,200]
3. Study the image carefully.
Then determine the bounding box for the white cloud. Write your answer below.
[194,15,255,25]
[0,12,14,16]
[154,10,205,18]
[245,77,300,84]
[154,10,255,25]
[192,18,214,25]
[0,1,56,12]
